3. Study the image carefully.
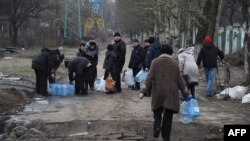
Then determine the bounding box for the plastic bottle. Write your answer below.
[68,84,75,96]
[61,84,68,96]
[180,101,193,124]
[187,99,200,118]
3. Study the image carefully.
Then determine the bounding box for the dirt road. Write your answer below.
[1,43,250,141]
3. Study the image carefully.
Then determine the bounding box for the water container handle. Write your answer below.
[185,96,193,102]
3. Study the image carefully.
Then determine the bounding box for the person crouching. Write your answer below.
[65,57,91,95]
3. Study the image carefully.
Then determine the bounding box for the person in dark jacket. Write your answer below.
[103,44,116,80]
[85,40,98,91]
[103,44,117,94]
[77,43,87,57]
[49,54,65,83]
[32,47,60,96]
[142,39,150,69]
[66,57,91,95]
[113,32,126,92]
[197,36,224,97]
[128,39,144,90]
[145,36,161,69]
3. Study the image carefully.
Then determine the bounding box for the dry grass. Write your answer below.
[0,58,34,79]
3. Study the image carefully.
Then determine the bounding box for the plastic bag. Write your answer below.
[231,86,248,99]
[123,69,135,86]
[95,76,106,92]
[242,94,250,103]
[135,69,148,83]
[220,86,248,99]
[105,76,115,92]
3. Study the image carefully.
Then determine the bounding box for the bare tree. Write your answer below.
[241,0,250,85]
[0,0,47,46]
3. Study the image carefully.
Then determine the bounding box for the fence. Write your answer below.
[217,26,245,55]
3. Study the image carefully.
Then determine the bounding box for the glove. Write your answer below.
[139,93,144,99]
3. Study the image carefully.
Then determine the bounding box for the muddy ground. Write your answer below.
[0,44,250,141]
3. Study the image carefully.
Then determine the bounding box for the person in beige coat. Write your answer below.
[178,47,199,98]
[141,44,190,141]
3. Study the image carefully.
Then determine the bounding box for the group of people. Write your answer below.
[140,35,224,141]
[32,33,224,141]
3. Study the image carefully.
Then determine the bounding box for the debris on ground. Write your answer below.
[242,94,250,103]
[216,86,248,100]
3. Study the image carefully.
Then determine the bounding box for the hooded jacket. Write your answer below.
[32,48,59,75]
[178,48,199,84]
[197,43,224,68]
[68,57,91,82]
[145,42,160,68]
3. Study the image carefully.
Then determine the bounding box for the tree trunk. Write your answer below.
[214,0,223,45]
[242,0,250,85]
[195,0,220,44]
[12,25,18,47]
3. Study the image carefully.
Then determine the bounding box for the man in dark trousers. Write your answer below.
[113,32,126,93]
[197,36,224,97]
[128,39,144,90]
[145,36,161,70]
[66,57,92,95]
[32,47,60,96]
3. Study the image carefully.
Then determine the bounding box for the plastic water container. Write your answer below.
[135,69,148,83]
[56,83,62,96]
[68,84,75,96]
[180,114,193,124]
[187,99,200,117]
[180,101,193,124]
[61,84,68,96]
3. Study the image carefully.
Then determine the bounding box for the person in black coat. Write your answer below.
[197,36,224,97]
[145,36,161,69]
[85,40,98,91]
[77,43,87,57]
[49,54,65,83]
[66,57,91,95]
[103,44,117,94]
[103,44,116,80]
[128,39,144,90]
[113,32,126,92]
[32,47,60,96]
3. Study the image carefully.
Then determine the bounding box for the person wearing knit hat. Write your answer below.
[145,36,161,69]
[114,32,121,37]
[129,39,144,90]
[113,32,126,93]
[197,35,224,97]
